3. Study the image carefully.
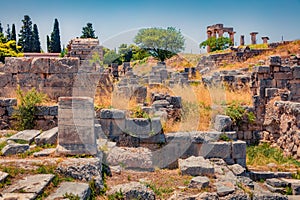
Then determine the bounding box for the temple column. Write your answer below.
[250,32,259,44]
[261,36,269,44]
[240,35,245,46]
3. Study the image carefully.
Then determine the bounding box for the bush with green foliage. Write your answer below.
[0,33,23,63]
[225,101,255,126]
[13,86,47,130]
[80,23,97,39]
[200,36,233,52]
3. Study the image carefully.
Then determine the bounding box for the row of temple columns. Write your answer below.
[206,30,269,52]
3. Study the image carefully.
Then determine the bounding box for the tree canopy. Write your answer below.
[134,27,185,62]
[103,50,121,65]
[49,18,61,53]
[32,24,41,52]
[18,15,33,52]
[81,23,97,39]
[0,33,23,63]
[199,36,233,52]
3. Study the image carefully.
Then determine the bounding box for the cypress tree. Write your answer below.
[32,24,41,52]
[81,23,97,39]
[49,18,61,53]
[46,35,50,53]
[18,15,33,52]
[6,24,11,41]
[11,24,16,41]
[0,22,3,33]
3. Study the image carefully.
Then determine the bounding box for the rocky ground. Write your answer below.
[1,129,300,199]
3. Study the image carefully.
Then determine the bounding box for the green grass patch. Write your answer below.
[247,143,300,167]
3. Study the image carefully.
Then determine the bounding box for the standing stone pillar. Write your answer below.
[250,32,259,44]
[57,97,97,155]
[229,32,235,45]
[240,35,245,46]
[261,36,269,44]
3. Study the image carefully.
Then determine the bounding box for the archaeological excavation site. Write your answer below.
[1,7,300,199]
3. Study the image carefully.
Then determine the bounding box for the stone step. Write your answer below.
[46,182,91,200]
[8,130,41,144]
[3,174,54,196]
[0,171,9,182]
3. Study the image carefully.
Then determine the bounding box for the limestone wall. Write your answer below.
[0,98,57,130]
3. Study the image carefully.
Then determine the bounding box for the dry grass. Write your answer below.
[105,169,203,200]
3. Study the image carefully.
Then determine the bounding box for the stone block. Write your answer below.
[178,156,214,176]
[33,148,56,157]
[280,66,291,72]
[100,118,125,140]
[170,96,182,108]
[45,73,74,87]
[4,174,54,195]
[31,57,50,73]
[100,109,125,119]
[4,57,32,73]
[16,73,37,87]
[125,118,151,138]
[46,182,90,200]
[1,143,29,156]
[49,57,79,73]
[0,171,9,182]
[0,73,12,87]
[293,66,300,79]
[199,141,231,159]
[1,193,37,200]
[214,115,232,132]
[188,176,210,189]
[0,98,17,107]
[151,117,162,135]
[107,147,154,171]
[274,72,293,80]
[8,130,41,144]
[269,56,281,66]
[57,97,97,155]
[266,178,287,188]
[265,88,279,98]
[35,127,58,146]
[232,140,247,159]
[215,181,235,197]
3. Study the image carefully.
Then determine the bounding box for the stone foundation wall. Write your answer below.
[0,98,58,130]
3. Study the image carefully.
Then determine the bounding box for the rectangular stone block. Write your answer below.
[199,141,231,159]
[16,73,37,87]
[49,58,79,73]
[293,66,300,79]
[265,88,279,98]
[57,97,97,155]
[125,118,151,137]
[44,73,74,87]
[99,118,125,140]
[4,57,33,73]
[31,57,50,73]
[232,140,246,159]
[0,73,12,87]
[100,109,125,119]
[274,72,293,80]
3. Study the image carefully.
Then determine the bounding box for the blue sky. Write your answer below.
[1,0,300,53]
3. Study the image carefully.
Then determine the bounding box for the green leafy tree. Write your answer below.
[199,36,233,52]
[49,18,61,53]
[6,24,11,41]
[103,49,121,65]
[18,15,33,52]
[118,43,133,62]
[11,24,16,41]
[0,34,23,63]
[80,23,97,39]
[134,27,185,62]
[32,24,41,52]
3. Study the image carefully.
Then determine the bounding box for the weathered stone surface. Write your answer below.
[4,174,54,195]
[1,193,37,200]
[8,130,41,144]
[249,171,292,181]
[35,127,58,146]
[214,115,232,132]
[1,143,29,156]
[57,97,97,155]
[188,176,210,189]
[228,164,246,176]
[264,183,286,194]
[99,118,125,140]
[106,147,154,171]
[0,98,17,107]
[125,118,151,137]
[281,178,300,195]
[108,182,155,200]
[100,109,125,119]
[232,140,247,159]
[46,182,90,200]
[266,178,287,188]
[199,141,231,159]
[0,171,9,182]
[215,181,235,197]
[57,158,103,190]
[33,148,56,157]
[178,156,214,176]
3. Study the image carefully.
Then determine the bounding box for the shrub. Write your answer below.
[13,86,47,130]
[130,106,150,118]
[225,101,255,126]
